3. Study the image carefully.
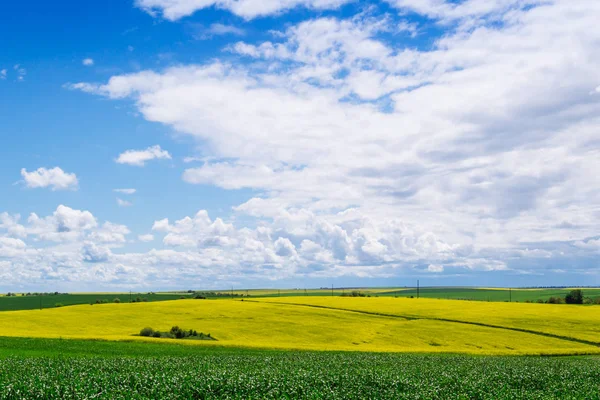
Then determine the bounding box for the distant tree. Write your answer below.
[565,289,584,304]
[140,327,154,337]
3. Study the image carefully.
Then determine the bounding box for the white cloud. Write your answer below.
[135,0,350,20]
[193,23,246,40]
[82,58,94,66]
[116,145,171,166]
[209,23,245,36]
[114,188,136,194]
[427,264,444,273]
[14,64,26,81]
[20,167,78,191]
[116,198,133,207]
[138,234,155,242]
[0,69,6,79]
[66,1,600,284]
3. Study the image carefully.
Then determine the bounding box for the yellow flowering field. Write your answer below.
[0,298,596,355]
[259,296,600,345]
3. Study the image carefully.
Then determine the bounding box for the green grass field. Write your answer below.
[0,292,193,311]
[377,287,600,302]
[0,337,598,399]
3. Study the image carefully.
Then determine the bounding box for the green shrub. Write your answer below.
[139,327,154,337]
[113,298,121,303]
[546,296,563,304]
[565,289,583,304]
[55,303,64,308]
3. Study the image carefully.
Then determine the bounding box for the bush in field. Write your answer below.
[565,289,583,304]
[139,327,214,340]
[113,298,121,303]
[140,327,154,337]
[341,291,367,297]
[55,303,64,308]
[546,296,563,304]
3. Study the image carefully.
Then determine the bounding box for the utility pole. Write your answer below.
[509,288,512,303]
[129,291,132,303]
[278,289,280,297]
[39,294,42,311]
[417,280,420,299]
[304,288,307,296]
[331,284,333,297]
[231,286,233,299]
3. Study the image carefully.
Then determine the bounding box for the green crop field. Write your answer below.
[377,287,600,302]
[0,337,599,399]
[0,292,193,312]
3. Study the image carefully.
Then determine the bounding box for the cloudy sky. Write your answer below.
[1,0,599,291]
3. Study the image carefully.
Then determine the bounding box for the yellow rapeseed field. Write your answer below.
[0,298,596,355]
[259,296,600,345]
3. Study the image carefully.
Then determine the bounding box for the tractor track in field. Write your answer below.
[245,299,600,349]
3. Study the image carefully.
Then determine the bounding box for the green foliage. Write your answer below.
[139,327,215,341]
[546,296,564,304]
[565,289,584,304]
[113,298,121,303]
[54,303,64,308]
[139,327,154,337]
[0,341,598,399]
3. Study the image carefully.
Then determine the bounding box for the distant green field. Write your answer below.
[378,287,600,302]
[0,292,192,311]
[0,337,599,399]
[2,287,599,312]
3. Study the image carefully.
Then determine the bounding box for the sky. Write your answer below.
[0,0,599,292]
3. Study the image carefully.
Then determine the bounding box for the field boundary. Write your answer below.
[247,299,600,349]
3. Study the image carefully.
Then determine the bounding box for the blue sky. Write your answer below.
[0,0,599,291]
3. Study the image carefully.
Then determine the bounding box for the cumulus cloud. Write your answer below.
[60,0,600,287]
[82,58,94,66]
[115,145,171,166]
[20,167,78,191]
[135,0,350,20]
